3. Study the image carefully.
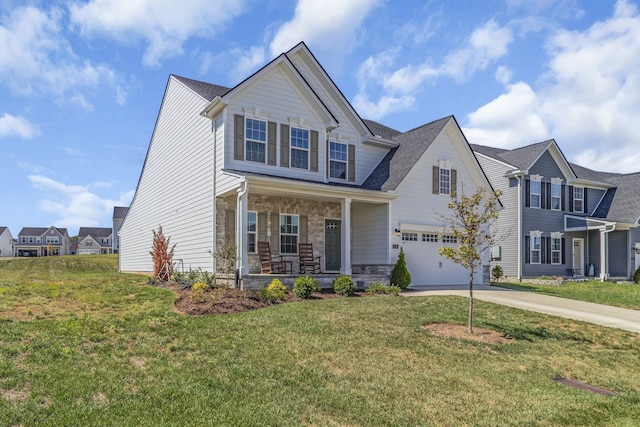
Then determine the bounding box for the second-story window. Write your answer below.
[245,118,266,163]
[290,127,309,169]
[530,180,541,208]
[329,141,347,179]
[573,187,584,213]
[551,181,561,210]
[439,168,451,194]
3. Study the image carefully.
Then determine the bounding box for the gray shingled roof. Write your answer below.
[569,162,621,182]
[362,119,402,140]
[362,116,451,191]
[18,227,67,236]
[601,173,640,224]
[172,75,230,102]
[0,226,7,235]
[78,227,112,239]
[113,206,129,219]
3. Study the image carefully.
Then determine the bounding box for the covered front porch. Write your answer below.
[565,215,637,281]
[215,172,397,282]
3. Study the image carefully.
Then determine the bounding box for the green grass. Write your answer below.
[495,280,640,310]
[1,256,639,425]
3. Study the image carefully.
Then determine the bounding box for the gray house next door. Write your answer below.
[325,219,341,271]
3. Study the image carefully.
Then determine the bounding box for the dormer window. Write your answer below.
[433,160,456,195]
[329,141,347,179]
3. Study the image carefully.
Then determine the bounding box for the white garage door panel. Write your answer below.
[78,249,100,255]
[401,239,473,285]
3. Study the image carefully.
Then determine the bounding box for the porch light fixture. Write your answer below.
[394,228,401,237]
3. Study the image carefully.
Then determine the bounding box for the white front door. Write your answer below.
[572,238,584,276]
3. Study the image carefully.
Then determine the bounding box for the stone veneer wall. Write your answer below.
[216,194,342,274]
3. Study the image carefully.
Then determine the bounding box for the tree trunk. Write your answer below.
[468,268,474,334]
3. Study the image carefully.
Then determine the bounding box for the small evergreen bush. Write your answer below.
[293,275,319,299]
[634,266,640,284]
[333,275,355,296]
[390,247,411,289]
[258,278,287,303]
[491,265,504,284]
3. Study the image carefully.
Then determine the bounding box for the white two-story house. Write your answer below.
[119,42,496,287]
[0,227,14,257]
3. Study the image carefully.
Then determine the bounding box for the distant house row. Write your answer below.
[0,207,128,257]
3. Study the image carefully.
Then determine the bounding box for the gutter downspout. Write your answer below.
[515,172,524,281]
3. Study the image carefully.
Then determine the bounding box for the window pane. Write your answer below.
[247,212,256,232]
[330,142,347,161]
[531,181,541,208]
[290,127,309,149]
[246,140,265,163]
[291,148,308,169]
[330,161,346,179]
[246,118,266,141]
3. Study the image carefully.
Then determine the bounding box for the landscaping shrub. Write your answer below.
[173,269,216,290]
[333,275,356,296]
[366,282,388,295]
[634,266,640,284]
[391,247,411,289]
[192,282,208,292]
[258,278,287,303]
[387,285,401,296]
[491,265,504,284]
[293,275,319,299]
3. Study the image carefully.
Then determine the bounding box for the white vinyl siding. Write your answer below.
[351,203,388,265]
[119,77,216,273]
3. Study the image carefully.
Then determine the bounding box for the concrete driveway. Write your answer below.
[404,284,640,333]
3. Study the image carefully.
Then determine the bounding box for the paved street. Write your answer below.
[404,284,640,333]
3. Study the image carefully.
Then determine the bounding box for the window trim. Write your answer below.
[329,141,348,179]
[245,117,267,164]
[289,126,309,170]
[551,235,562,265]
[439,167,451,195]
[247,211,257,254]
[279,213,299,254]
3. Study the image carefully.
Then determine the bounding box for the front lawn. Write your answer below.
[1,256,639,425]
[495,280,640,310]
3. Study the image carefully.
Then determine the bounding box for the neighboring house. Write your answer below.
[0,227,14,257]
[77,227,113,255]
[473,140,640,281]
[15,226,71,257]
[119,42,496,286]
[112,206,129,253]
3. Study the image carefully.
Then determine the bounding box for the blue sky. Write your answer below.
[2,0,639,237]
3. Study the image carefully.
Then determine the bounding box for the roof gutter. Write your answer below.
[201,96,227,119]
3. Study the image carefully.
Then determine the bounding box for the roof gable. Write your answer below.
[78,227,112,239]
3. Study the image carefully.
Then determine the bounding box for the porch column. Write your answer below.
[341,197,352,275]
[236,181,249,275]
[599,229,608,281]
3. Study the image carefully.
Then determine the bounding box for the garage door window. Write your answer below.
[402,232,418,241]
[442,235,458,243]
[422,233,438,242]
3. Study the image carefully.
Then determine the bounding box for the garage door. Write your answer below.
[400,232,479,285]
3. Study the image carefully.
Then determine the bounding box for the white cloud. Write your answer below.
[269,0,381,56]
[29,175,134,230]
[70,0,247,67]
[354,19,514,120]
[0,113,40,139]
[0,6,115,98]
[464,0,640,173]
[229,46,266,80]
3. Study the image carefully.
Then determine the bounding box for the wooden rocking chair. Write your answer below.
[298,243,321,274]
[258,241,284,274]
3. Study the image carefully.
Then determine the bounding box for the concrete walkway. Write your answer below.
[403,284,640,333]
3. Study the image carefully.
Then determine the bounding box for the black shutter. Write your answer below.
[524,235,530,264]
[568,186,574,212]
[583,189,589,214]
[546,237,552,264]
[541,236,547,264]
[561,238,566,264]
[525,179,530,207]
[541,182,547,209]
[546,183,552,210]
[561,184,566,211]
